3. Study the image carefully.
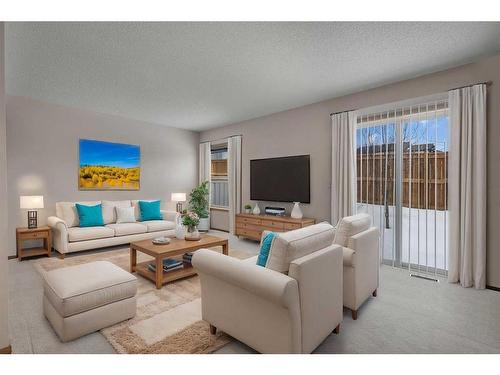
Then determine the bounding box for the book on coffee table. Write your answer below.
[147,258,184,273]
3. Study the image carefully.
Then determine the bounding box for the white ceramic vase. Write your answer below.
[198,216,210,232]
[252,203,261,215]
[291,202,303,219]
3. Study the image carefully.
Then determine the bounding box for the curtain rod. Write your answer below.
[201,134,242,144]
[329,109,357,117]
[447,80,492,92]
[329,81,493,117]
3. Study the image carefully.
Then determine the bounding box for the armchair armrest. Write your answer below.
[288,244,343,353]
[346,227,380,309]
[161,210,179,222]
[192,249,298,308]
[347,227,380,261]
[193,249,302,353]
[47,216,69,254]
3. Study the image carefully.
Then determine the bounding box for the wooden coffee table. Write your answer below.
[130,235,228,289]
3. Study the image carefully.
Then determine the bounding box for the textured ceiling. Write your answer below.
[6,22,500,131]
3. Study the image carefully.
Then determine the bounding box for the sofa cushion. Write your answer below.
[101,200,132,224]
[142,220,176,232]
[67,226,115,242]
[116,206,136,223]
[106,223,148,236]
[265,222,335,273]
[132,200,159,221]
[75,203,105,227]
[43,261,137,317]
[138,200,162,221]
[56,201,101,227]
[333,214,371,247]
[343,247,355,267]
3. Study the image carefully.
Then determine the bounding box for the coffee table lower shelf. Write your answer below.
[135,262,197,286]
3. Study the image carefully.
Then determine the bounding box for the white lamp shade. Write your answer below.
[171,193,186,202]
[20,195,44,209]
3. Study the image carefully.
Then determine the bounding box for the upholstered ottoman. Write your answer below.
[43,261,137,342]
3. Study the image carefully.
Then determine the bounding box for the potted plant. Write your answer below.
[189,180,210,231]
[182,211,200,241]
[244,204,252,214]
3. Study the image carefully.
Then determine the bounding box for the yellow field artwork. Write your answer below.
[79,166,140,190]
[79,139,141,190]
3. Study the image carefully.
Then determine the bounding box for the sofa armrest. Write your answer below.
[47,216,67,229]
[192,249,299,308]
[161,210,179,223]
[47,216,69,254]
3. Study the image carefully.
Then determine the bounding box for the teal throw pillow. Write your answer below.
[75,203,104,227]
[139,200,162,221]
[256,232,276,267]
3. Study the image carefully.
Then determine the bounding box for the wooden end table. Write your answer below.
[130,234,228,289]
[16,226,52,261]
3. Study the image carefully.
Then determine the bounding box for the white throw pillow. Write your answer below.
[115,206,136,224]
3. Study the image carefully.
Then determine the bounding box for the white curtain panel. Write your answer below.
[448,84,487,289]
[228,135,242,234]
[331,111,357,226]
[199,142,211,185]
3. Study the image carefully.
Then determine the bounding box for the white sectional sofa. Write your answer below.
[47,200,179,257]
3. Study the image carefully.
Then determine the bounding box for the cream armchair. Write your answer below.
[334,214,380,320]
[192,222,343,354]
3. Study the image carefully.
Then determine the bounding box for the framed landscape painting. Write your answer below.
[79,139,141,190]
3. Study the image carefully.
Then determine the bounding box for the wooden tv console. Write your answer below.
[235,213,315,241]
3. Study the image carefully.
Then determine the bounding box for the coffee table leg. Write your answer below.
[222,242,228,255]
[130,247,137,272]
[155,257,163,289]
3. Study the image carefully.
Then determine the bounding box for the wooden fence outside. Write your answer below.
[356,151,448,211]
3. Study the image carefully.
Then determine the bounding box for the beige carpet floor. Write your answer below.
[34,246,250,354]
[9,231,500,354]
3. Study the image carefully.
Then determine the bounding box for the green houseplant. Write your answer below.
[189,180,210,231]
[244,204,252,214]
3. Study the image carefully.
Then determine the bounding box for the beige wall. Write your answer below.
[6,96,200,257]
[0,23,10,350]
[201,54,500,288]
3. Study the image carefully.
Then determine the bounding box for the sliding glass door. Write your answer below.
[356,100,449,276]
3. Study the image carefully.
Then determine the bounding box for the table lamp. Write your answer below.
[171,193,186,213]
[20,195,44,229]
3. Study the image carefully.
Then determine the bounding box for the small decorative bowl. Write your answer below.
[152,237,171,245]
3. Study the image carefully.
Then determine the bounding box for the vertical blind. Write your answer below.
[356,99,449,276]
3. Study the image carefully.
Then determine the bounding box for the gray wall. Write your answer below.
[6,96,200,257]
[201,53,500,288]
[0,22,10,351]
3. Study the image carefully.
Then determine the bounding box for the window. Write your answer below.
[210,147,229,208]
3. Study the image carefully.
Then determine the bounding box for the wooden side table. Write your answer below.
[16,226,52,261]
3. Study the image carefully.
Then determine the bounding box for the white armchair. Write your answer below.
[334,214,380,320]
[192,222,343,354]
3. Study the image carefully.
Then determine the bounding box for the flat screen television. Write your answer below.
[250,155,310,203]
